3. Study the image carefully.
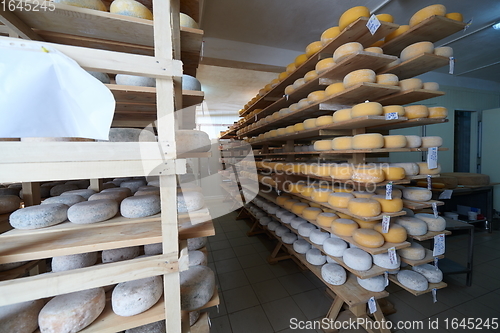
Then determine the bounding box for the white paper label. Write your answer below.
[433,234,445,256]
[385,182,393,200]
[432,202,439,218]
[385,112,399,120]
[427,147,438,169]
[285,95,289,101]
[434,257,439,267]
[382,216,390,233]
[464,18,473,31]
[276,189,281,196]
[368,296,377,314]
[388,247,397,265]
[439,189,453,200]
[449,57,455,74]
[427,175,432,190]
[432,288,438,303]
[255,115,257,121]
[384,272,389,287]
[366,14,381,35]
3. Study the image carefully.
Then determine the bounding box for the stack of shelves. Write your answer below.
[0,0,216,331]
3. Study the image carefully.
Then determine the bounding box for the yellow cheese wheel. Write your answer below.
[292,202,310,215]
[331,219,359,236]
[352,166,385,183]
[385,25,410,42]
[434,46,453,57]
[400,42,435,61]
[300,186,315,197]
[383,135,407,149]
[258,88,266,97]
[303,118,318,129]
[314,164,333,176]
[382,166,406,180]
[276,128,286,136]
[287,183,305,194]
[370,40,385,47]
[409,4,446,27]
[423,82,439,90]
[295,54,309,67]
[333,186,354,193]
[56,0,106,11]
[314,140,333,151]
[332,108,352,122]
[285,125,296,134]
[352,133,384,149]
[309,202,322,208]
[428,106,448,119]
[331,164,353,180]
[269,129,279,137]
[372,195,404,213]
[304,70,319,82]
[339,6,370,31]
[276,195,292,206]
[404,105,429,119]
[311,188,332,202]
[352,191,373,199]
[351,102,383,118]
[417,162,441,175]
[355,219,379,229]
[271,112,280,120]
[293,78,306,89]
[376,74,399,86]
[289,103,300,112]
[302,207,323,220]
[325,83,345,96]
[374,223,408,243]
[421,136,443,148]
[343,69,376,88]
[328,192,354,208]
[270,78,280,88]
[383,105,405,116]
[316,115,334,127]
[364,47,383,54]
[306,41,323,58]
[352,229,385,248]
[333,42,363,63]
[308,91,326,104]
[332,136,353,150]
[111,0,153,19]
[399,78,423,90]
[283,199,300,211]
[300,164,313,175]
[315,58,336,74]
[278,71,289,81]
[336,212,351,219]
[263,84,273,92]
[446,13,463,22]
[376,14,394,23]
[347,198,381,217]
[279,108,291,116]
[180,13,199,28]
[298,98,310,109]
[321,26,341,45]
[286,63,297,74]
[316,212,339,227]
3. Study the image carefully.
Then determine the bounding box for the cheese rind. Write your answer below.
[315,115,333,126]
[180,266,215,311]
[434,46,453,57]
[294,54,308,67]
[417,162,441,175]
[293,239,312,254]
[374,222,407,243]
[383,135,407,149]
[323,238,348,257]
[328,192,354,208]
[423,82,439,90]
[400,42,434,61]
[325,83,346,96]
[333,42,363,63]
[414,213,446,231]
[404,136,422,148]
[331,218,359,237]
[332,108,352,122]
[352,133,384,149]
[385,25,409,42]
[315,58,336,74]
[310,229,330,245]
[412,264,443,283]
[372,195,404,213]
[399,78,423,91]
[352,166,385,183]
[364,47,383,54]
[421,136,443,148]
[409,4,446,27]
[404,105,429,119]
[372,252,400,269]
[343,69,376,88]
[352,229,385,248]
[311,189,331,203]
[304,70,319,83]
[306,248,327,265]
[314,140,333,151]
[343,248,372,271]
[298,223,318,237]
[9,203,68,230]
[395,216,428,236]
[357,275,386,292]
[331,164,353,180]
[348,198,381,217]
[321,26,341,45]
[351,102,383,118]
[428,106,448,119]
[397,270,428,291]
[446,13,463,22]
[376,74,399,86]
[402,187,432,202]
[306,41,323,57]
[398,241,426,260]
[339,6,370,30]
[321,263,347,285]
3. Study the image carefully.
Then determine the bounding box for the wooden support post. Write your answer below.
[89,179,103,192]
[21,182,40,206]
[326,296,345,320]
[247,220,265,236]
[267,242,292,264]
[235,208,250,220]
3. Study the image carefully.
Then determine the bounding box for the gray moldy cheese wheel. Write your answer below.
[412,263,443,283]
[182,75,202,91]
[357,275,386,292]
[102,246,140,263]
[121,195,161,218]
[39,288,106,333]
[0,299,45,333]
[189,250,207,266]
[67,199,119,224]
[188,237,207,251]
[112,276,163,317]
[61,189,96,200]
[10,203,68,230]
[89,191,128,203]
[0,195,21,214]
[134,188,160,197]
[293,239,311,254]
[101,187,132,197]
[120,180,147,194]
[50,184,79,197]
[0,188,20,196]
[176,130,211,154]
[177,191,205,213]
[42,194,86,207]
[180,266,215,311]
[321,263,347,285]
[144,243,162,255]
[125,320,165,333]
[107,128,156,142]
[396,270,428,291]
[115,74,156,87]
[65,180,91,189]
[51,252,98,272]
[343,248,372,271]
[190,311,200,326]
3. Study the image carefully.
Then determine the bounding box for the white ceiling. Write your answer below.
[200,0,500,83]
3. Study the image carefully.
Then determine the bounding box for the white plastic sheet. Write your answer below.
[0,39,115,140]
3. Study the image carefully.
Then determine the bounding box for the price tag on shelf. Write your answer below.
[385,112,399,120]
[427,147,438,170]
[432,288,438,303]
[433,234,445,256]
[385,182,393,199]
[388,247,397,265]
[368,297,377,314]
[285,95,289,101]
[276,189,281,196]
[384,272,389,287]
[255,115,257,121]
[449,57,455,74]
[439,189,453,200]
[366,14,381,35]
[427,175,432,190]
[382,216,390,233]
[434,257,439,267]
[464,18,473,31]
[432,202,439,218]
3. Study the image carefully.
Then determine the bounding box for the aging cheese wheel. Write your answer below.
[382,166,406,181]
[300,186,315,197]
[364,47,383,54]
[311,189,331,203]
[180,13,199,28]
[304,70,319,83]
[385,25,410,42]
[323,238,348,257]
[10,204,68,230]
[267,221,279,231]
[372,195,403,213]
[293,78,306,89]
[331,218,358,236]
[314,164,333,176]
[178,191,204,213]
[188,237,207,251]
[291,217,308,229]
[339,6,370,30]
[409,4,446,27]
[293,239,311,254]
[315,115,333,126]
[310,229,330,245]
[284,85,295,95]
[375,187,402,198]
[434,46,453,57]
[333,42,363,63]
[412,264,443,283]
[67,199,118,224]
[402,186,432,201]
[352,166,385,183]
[328,192,354,208]
[285,125,295,134]
[376,74,399,86]
[287,183,304,194]
[121,195,161,218]
[446,13,463,22]
[414,213,446,231]
[355,219,378,229]
[286,63,297,74]
[399,78,423,91]
[144,243,162,255]
[284,199,300,210]
[400,42,434,61]
[39,289,105,331]
[314,140,333,151]
[282,232,298,244]
[180,266,215,311]
[421,136,443,148]
[120,180,147,194]
[357,275,386,292]
[116,74,155,87]
[343,69,376,88]
[102,246,140,263]
[423,82,439,90]
[331,164,353,180]
[113,277,163,316]
[276,195,292,206]
[176,130,211,153]
[278,71,289,81]
[316,212,338,227]
[352,133,384,149]
[352,229,385,248]
[398,241,426,260]
[0,195,21,214]
[404,136,422,148]
[306,248,326,265]
[397,270,428,291]
[50,184,79,196]
[298,98,310,109]
[332,108,352,122]
[52,252,97,272]
[298,223,318,237]
[275,226,290,238]
[315,58,336,74]
[376,13,394,23]
[343,248,372,271]
[291,202,309,215]
[305,41,323,57]
[395,216,428,236]
[281,212,298,224]
[60,189,95,200]
[1,299,45,333]
[54,0,106,11]
[294,54,308,67]
[321,26,341,45]
[303,118,317,129]
[182,75,202,91]
[331,136,353,151]
[428,106,448,119]
[325,83,345,96]
[348,198,381,217]
[374,223,407,243]
[383,135,407,149]
[351,102,383,118]
[321,263,347,285]
[404,105,429,119]
[372,252,400,269]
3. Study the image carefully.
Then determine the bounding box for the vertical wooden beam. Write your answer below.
[22,182,41,206]
[89,179,103,192]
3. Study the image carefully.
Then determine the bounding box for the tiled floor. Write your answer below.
[202,203,500,333]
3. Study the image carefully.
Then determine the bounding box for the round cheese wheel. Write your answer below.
[282,232,298,244]
[364,47,383,54]
[446,13,463,22]
[395,216,428,236]
[291,216,307,229]
[414,213,446,232]
[382,166,406,181]
[352,229,385,248]
[278,71,289,81]
[180,266,215,311]
[328,192,354,208]
[305,41,323,57]
[304,70,319,83]
[376,13,394,23]
[285,125,295,134]
[0,195,21,214]
[291,202,309,215]
[121,195,161,218]
[412,264,443,283]
[400,42,434,61]
[188,237,207,251]
[176,130,211,153]
[343,69,376,88]
[287,183,304,194]
[357,275,386,292]
[339,6,370,30]
[332,108,352,122]
[321,263,347,285]
[286,63,297,73]
[330,137,352,151]
[374,222,408,243]
[102,246,140,263]
[434,46,453,57]
[331,164,353,180]
[397,270,428,291]
[428,106,447,119]
[267,221,279,231]
[314,140,333,151]
[303,118,317,129]
[316,212,338,227]
[270,78,280,88]
[352,133,384,149]
[348,198,381,217]
[294,54,308,67]
[399,78,423,91]
[321,26,341,45]
[421,136,443,148]
[401,136,421,149]
[355,219,378,229]
[417,162,441,175]
[310,229,330,245]
[383,135,407,149]
[325,83,345,96]
[404,105,429,119]
[374,187,402,199]
[182,75,202,91]
[9,204,68,230]
[298,98,310,109]
[116,74,155,87]
[293,78,306,90]
[352,166,385,183]
[343,248,372,271]
[398,241,426,260]
[144,243,162,255]
[189,250,207,266]
[372,252,400,269]
[351,102,383,118]
[60,189,95,200]
[293,239,311,254]
[52,252,97,272]
[315,115,333,127]
[298,223,318,237]
[300,186,315,197]
[383,105,405,117]
[372,195,403,213]
[376,74,399,86]
[50,183,79,196]
[284,85,295,95]
[302,207,323,222]
[276,128,286,136]
[275,225,290,237]
[120,180,146,194]
[385,25,410,42]
[331,218,359,236]
[67,199,118,224]
[178,191,204,213]
[423,82,439,90]
[306,248,326,265]
[0,299,45,333]
[315,58,336,74]
[314,164,333,176]
[126,320,165,333]
[284,199,301,210]
[409,4,446,27]
[333,42,363,63]
[55,0,106,11]
[323,238,348,257]
[276,195,292,206]
[281,212,298,224]
[180,13,199,28]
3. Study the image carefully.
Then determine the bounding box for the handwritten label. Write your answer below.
[385,112,399,120]
[464,18,473,31]
[432,288,438,303]
[433,234,445,256]
[434,257,439,267]
[432,202,439,218]
[368,296,377,314]
[366,15,381,35]
[384,272,389,287]
[427,175,432,190]
[385,182,393,199]
[285,95,289,101]
[449,57,455,74]
[388,247,398,265]
[382,216,390,234]
[439,189,453,200]
[427,147,438,169]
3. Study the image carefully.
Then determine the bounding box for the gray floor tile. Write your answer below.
[253,240,276,253]
[386,292,427,324]
[252,278,289,303]
[395,287,451,317]
[223,285,260,313]
[262,296,308,331]
[229,236,255,247]
[208,262,217,274]
[225,229,248,239]
[228,305,274,333]
[269,260,301,277]
[302,270,325,289]
[212,248,236,262]
[233,244,257,257]
[206,291,227,318]
[218,269,250,291]
[444,275,491,297]
[291,289,331,320]
[244,264,275,284]
[238,253,267,268]
[214,258,242,274]
[474,292,500,312]
[279,272,317,295]
[208,233,228,243]
[210,239,232,251]
[209,315,232,333]
[222,224,241,232]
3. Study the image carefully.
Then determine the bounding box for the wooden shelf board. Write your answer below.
[177,152,212,158]
[376,88,445,106]
[400,249,444,266]
[381,16,467,56]
[380,53,450,81]
[369,117,449,131]
[254,147,448,156]
[388,273,447,296]
[403,199,444,210]
[409,229,451,242]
